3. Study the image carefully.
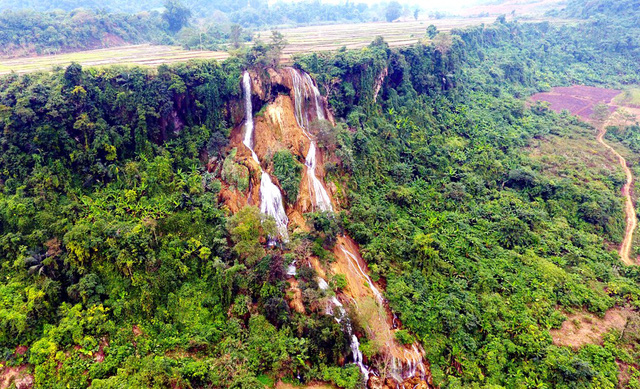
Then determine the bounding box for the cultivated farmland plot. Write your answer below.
[0,45,229,75]
[0,13,569,75]
[256,17,498,58]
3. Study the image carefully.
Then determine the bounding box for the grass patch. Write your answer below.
[614,88,640,107]
[257,374,275,387]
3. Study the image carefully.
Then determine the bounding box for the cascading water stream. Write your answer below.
[242,72,289,240]
[317,276,369,381]
[289,68,334,212]
[288,68,427,384]
[341,246,384,306]
[288,67,370,381]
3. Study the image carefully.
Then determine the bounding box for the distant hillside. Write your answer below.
[552,0,640,24]
[544,0,640,63]
[0,9,170,57]
[0,0,158,13]
[457,0,566,17]
[0,0,381,26]
[0,0,262,15]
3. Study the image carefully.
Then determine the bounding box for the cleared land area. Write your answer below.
[530,86,621,119]
[531,86,638,265]
[550,308,635,348]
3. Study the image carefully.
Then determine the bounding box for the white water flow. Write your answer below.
[289,68,333,212]
[286,261,297,277]
[341,246,384,306]
[289,68,369,379]
[242,72,289,239]
[316,274,369,381]
[342,243,427,382]
[288,69,423,383]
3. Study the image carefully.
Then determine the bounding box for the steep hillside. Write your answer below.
[220,66,430,388]
[0,9,171,57]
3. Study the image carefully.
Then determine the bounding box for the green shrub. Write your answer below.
[272,150,303,204]
[394,329,415,345]
[332,274,347,290]
[321,365,361,389]
[222,148,250,192]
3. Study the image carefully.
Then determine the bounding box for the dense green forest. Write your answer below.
[0,9,172,57]
[1,0,640,388]
[294,16,640,387]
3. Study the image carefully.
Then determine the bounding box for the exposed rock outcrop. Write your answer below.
[219,67,431,388]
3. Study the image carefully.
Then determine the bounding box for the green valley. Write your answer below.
[0,1,639,388]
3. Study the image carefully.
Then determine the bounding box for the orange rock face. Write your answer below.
[219,67,431,388]
[253,94,311,164]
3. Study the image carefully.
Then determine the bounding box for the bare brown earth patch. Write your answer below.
[531,86,639,265]
[0,365,33,389]
[550,308,633,348]
[285,278,306,314]
[530,86,621,119]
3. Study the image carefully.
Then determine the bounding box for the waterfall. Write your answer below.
[317,274,370,381]
[390,344,426,383]
[288,69,425,384]
[342,242,428,382]
[288,68,333,212]
[286,261,297,277]
[288,68,371,382]
[317,277,330,290]
[341,246,384,306]
[350,335,369,382]
[242,72,289,239]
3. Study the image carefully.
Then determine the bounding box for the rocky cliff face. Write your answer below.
[219,67,432,388]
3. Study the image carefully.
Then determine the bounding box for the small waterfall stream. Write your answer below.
[242,72,289,239]
[288,68,427,385]
[318,276,369,381]
[341,247,384,306]
[289,68,334,212]
[289,67,370,381]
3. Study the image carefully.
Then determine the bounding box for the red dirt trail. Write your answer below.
[597,122,637,265]
[531,86,637,265]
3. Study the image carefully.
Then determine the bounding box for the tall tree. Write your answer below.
[269,29,287,67]
[385,1,402,22]
[230,24,243,49]
[163,0,191,33]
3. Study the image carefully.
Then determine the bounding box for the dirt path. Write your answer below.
[596,123,637,265]
[550,307,633,348]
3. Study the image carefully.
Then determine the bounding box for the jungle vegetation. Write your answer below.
[0,0,639,388]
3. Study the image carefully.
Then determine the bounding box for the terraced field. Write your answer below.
[1,15,567,75]
[0,45,229,75]
[263,17,497,58]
